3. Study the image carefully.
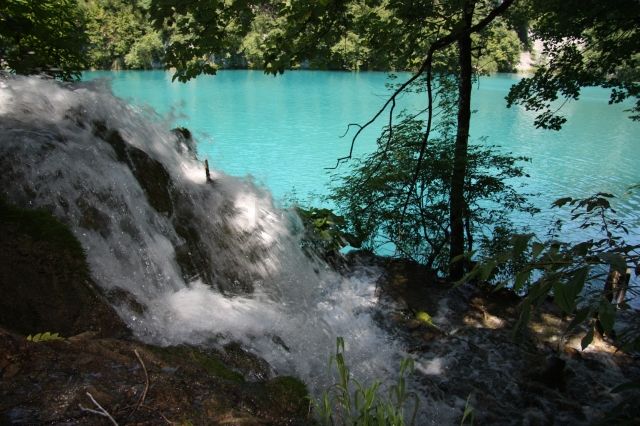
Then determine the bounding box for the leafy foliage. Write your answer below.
[140,0,523,79]
[474,20,521,73]
[81,0,163,69]
[460,394,475,425]
[506,0,640,129]
[125,30,164,69]
[331,75,535,273]
[462,192,640,350]
[294,206,353,263]
[148,0,258,81]
[315,337,418,426]
[0,0,88,80]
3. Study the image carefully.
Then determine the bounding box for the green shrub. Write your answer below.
[462,191,640,351]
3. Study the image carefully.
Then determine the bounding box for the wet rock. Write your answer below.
[106,287,147,316]
[406,319,422,330]
[0,199,128,338]
[171,126,192,141]
[93,122,174,215]
[126,146,174,215]
[173,208,215,286]
[171,126,197,157]
[76,197,110,236]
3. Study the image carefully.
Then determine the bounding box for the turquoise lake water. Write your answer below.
[83,70,639,243]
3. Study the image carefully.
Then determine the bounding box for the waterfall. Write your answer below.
[0,75,407,401]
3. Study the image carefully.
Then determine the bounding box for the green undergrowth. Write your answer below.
[316,337,418,426]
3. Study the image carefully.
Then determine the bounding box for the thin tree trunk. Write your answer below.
[449,0,475,280]
[464,204,473,253]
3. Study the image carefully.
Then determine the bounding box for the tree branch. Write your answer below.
[327,0,515,169]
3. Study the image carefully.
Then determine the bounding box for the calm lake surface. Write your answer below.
[83,70,639,243]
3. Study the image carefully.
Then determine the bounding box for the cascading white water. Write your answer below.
[0,75,417,412]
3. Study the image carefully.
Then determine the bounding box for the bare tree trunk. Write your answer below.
[449,0,475,280]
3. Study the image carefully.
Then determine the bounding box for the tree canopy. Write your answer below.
[506,0,640,129]
[0,0,88,80]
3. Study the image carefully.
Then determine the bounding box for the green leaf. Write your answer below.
[416,311,436,328]
[26,331,63,342]
[571,241,592,257]
[553,282,574,314]
[511,233,533,259]
[479,260,496,281]
[527,279,554,307]
[581,327,595,350]
[513,269,531,292]
[598,252,627,273]
[553,267,588,314]
[531,242,545,260]
[461,394,475,425]
[598,300,616,334]
[567,307,591,333]
[513,302,532,341]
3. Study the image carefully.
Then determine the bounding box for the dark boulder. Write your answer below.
[0,198,128,338]
[93,121,174,215]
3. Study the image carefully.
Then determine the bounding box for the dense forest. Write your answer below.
[2,0,523,74]
[1,0,640,425]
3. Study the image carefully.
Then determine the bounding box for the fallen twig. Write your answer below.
[79,392,118,426]
[128,348,150,418]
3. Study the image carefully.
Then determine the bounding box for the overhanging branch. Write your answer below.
[328,0,515,168]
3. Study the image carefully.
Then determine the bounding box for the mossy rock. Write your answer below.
[221,341,272,381]
[264,376,309,414]
[248,376,311,424]
[0,329,313,425]
[151,345,244,383]
[0,198,128,337]
[150,344,312,423]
